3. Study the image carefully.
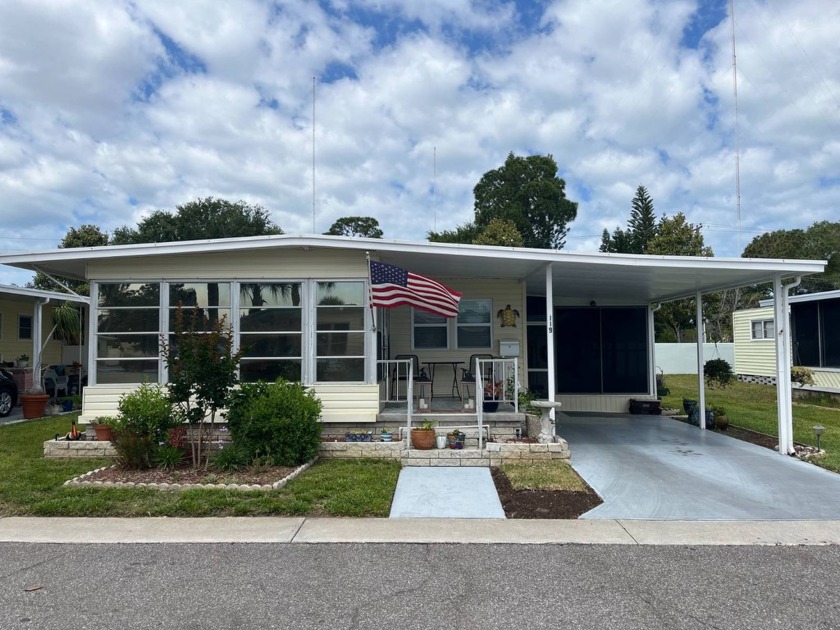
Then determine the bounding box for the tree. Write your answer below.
[161,305,244,468]
[647,213,715,342]
[111,197,282,244]
[742,220,840,295]
[428,222,481,244]
[324,216,383,238]
[600,185,658,254]
[472,219,524,247]
[465,152,576,249]
[31,224,109,295]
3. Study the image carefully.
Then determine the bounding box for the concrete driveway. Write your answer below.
[560,412,840,520]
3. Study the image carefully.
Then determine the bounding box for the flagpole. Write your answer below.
[366,252,377,332]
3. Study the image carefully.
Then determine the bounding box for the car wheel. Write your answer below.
[0,388,13,417]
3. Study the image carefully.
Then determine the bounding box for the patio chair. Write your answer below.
[459,354,495,400]
[44,367,69,398]
[390,354,422,400]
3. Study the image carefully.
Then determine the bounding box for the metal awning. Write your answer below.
[0,234,825,304]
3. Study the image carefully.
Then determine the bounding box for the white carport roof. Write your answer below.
[0,234,825,304]
[0,284,89,305]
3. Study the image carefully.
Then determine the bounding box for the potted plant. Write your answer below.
[90,416,117,442]
[380,427,393,442]
[447,429,466,449]
[483,381,503,412]
[704,358,734,389]
[16,354,29,368]
[713,407,729,431]
[410,419,436,450]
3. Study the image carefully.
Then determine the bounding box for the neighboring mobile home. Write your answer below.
[0,285,89,393]
[0,235,824,453]
[734,289,840,390]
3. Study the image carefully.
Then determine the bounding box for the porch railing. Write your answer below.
[377,359,413,447]
[475,357,519,450]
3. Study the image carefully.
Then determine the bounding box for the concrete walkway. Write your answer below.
[1,517,840,545]
[390,467,506,518]
[561,413,840,520]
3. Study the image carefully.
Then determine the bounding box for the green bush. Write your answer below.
[113,430,155,470]
[116,383,177,443]
[211,444,250,472]
[154,444,185,470]
[226,379,323,466]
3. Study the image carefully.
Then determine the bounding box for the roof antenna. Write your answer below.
[432,146,437,233]
[312,76,316,234]
[730,0,742,252]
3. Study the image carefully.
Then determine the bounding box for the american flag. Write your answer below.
[369,260,462,318]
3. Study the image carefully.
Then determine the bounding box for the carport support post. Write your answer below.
[695,291,706,430]
[545,264,556,433]
[31,297,47,390]
[773,274,795,455]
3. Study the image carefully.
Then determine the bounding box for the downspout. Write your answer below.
[774,275,801,455]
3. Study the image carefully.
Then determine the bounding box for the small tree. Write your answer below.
[161,305,244,468]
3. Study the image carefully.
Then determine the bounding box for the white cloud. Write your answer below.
[0,0,838,279]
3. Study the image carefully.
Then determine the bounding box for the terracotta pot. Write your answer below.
[411,428,436,450]
[94,424,115,442]
[20,393,49,419]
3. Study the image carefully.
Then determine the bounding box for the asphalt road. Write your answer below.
[2,543,838,629]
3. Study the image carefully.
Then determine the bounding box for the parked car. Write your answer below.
[0,368,19,417]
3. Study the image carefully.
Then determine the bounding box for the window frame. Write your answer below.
[455,298,493,349]
[411,308,449,350]
[313,280,366,383]
[18,314,33,341]
[751,318,774,340]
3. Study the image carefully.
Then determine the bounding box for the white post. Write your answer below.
[32,298,47,390]
[696,291,706,430]
[648,304,657,396]
[773,275,794,455]
[406,360,413,449]
[545,264,556,432]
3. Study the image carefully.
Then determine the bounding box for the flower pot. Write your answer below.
[482,401,499,413]
[714,414,729,431]
[380,432,393,442]
[94,423,114,442]
[435,435,447,449]
[410,428,436,450]
[20,393,49,419]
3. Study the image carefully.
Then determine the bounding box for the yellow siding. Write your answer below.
[81,383,379,423]
[0,297,64,367]
[88,249,368,280]
[733,306,776,376]
[388,279,527,393]
[813,370,840,389]
[556,395,636,413]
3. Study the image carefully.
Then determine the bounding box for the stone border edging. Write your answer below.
[63,457,318,492]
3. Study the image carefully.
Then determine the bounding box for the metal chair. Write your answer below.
[459,354,495,400]
[390,354,422,401]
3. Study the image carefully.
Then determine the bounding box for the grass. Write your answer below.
[660,374,840,473]
[0,415,400,517]
[500,461,588,491]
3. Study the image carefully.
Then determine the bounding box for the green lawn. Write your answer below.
[660,374,840,473]
[0,415,400,517]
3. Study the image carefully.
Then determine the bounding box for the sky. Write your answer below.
[1,0,839,286]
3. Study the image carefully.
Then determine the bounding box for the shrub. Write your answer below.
[212,444,250,472]
[703,358,734,389]
[791,366,816,387]
[113,430,155,469]
[116,383,176,443]
[226,379,322,467]
[154,444,184,470]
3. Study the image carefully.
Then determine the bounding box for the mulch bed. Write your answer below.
[86,463,297,486]
[490,467,603,519]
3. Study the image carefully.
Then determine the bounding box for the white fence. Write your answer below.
[654,343,734,375]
